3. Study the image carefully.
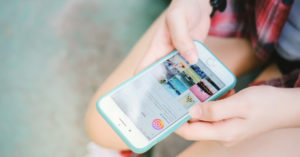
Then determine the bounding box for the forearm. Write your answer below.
[275,87,300,129]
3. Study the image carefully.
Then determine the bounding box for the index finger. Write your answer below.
[134,17,174,74]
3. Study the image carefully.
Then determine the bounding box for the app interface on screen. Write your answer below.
[111,53,225,140]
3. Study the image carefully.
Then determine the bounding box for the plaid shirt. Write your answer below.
[209,0,300,87]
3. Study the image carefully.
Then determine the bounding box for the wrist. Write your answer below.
[272,87,300,129]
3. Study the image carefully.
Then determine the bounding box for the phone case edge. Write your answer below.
[96,41,236,154]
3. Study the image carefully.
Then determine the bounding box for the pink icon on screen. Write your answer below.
[152,119,164,130]
[189,84,210,102]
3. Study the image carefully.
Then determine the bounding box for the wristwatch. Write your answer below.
[210,0,227,17]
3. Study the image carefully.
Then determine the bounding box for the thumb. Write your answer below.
[189,96,243,121]
[166,10,198,64]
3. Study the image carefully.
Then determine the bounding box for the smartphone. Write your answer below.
[97,41,236,153]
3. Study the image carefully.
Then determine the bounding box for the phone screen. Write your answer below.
[111,53,225,140]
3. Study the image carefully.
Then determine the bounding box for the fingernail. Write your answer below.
[186,51,198,64]
[190,105,202,119]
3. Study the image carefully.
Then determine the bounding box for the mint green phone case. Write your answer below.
[96,41,236,154]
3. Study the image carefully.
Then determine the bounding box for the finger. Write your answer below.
[166,9,198,64]
[188,118,200,123]
[189,96,243,121]
[177,117,244,142]
[134,19,173,74]
[176,122,222,141]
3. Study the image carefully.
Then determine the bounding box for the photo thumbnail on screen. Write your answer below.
[151,53,225,108]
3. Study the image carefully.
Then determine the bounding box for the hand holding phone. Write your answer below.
[97,41,236,153]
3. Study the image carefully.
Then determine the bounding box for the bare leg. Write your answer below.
[85,11,262,150]
[178,128,300,157]
[254,63,282,82]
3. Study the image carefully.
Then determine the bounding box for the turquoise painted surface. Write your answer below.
[0,0,167,156]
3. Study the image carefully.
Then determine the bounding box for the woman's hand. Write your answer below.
[135,0,212,73]
[176,86,300,146]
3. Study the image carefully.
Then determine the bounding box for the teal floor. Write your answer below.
[0,0,167,156]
